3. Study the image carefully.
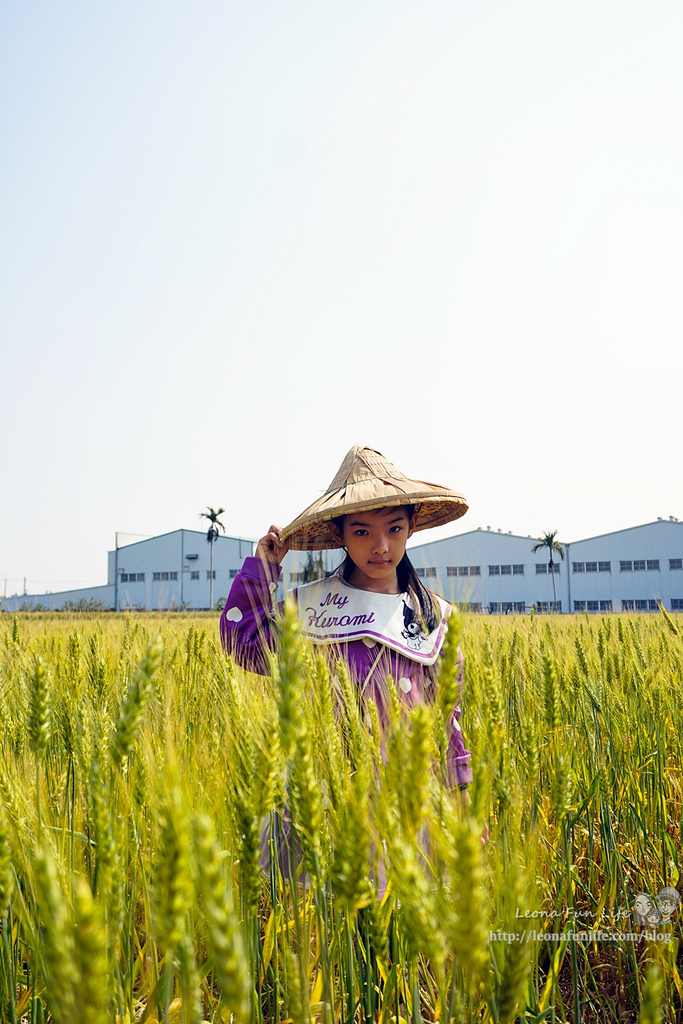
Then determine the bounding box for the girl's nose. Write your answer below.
[372,535,389,553]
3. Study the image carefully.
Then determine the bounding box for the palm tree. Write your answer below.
[532,530,565,610]
[302,550,325,583]
[199,507,226,610]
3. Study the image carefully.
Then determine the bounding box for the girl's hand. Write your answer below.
[255,525,291,566]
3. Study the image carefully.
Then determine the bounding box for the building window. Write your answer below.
[647,560,660,571]
[513,564,524,575]
[574,600,600,612]
[501,602,513,613]
[600,600,612,612]
[500,565,512,575]
[623,599,654,611]
[536,601,561,612]
[471,565,481,576]
[468,602,483,612]
[514,602,526,612]
[190,571,199,581]
[573,563,585,573]
[536,564,560,574]
[425,567,437,578]
[170,572,178,581]
[670,559,683,571]
[415,567,426,578]
[153,573,160,581]
[448,565,481,577]
[585,562,597,573]
[489,565,500,576]
[207,570,216,580]
[672,599,683,611]
[229,569,239,578]
[289,572,304,583]
[633,560,646,571]
[488,602,500,614]
[599,562,611,573]
[620,561,632,572]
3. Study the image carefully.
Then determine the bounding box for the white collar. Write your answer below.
[294,574,450,665]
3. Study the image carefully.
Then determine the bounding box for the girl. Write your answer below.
[220,444,472,790]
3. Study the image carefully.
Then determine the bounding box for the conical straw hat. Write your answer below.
[280,445,468,551]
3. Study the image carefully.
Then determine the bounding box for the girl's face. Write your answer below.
[334,506,415,593]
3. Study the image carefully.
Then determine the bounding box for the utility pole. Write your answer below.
[114,534,119,613]
[23,577,26,596]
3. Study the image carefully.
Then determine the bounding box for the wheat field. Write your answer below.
[0,607,681,1024]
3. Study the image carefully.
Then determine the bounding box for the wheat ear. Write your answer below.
[193,813,251,1024]
[110,636,163,769]
[639,965,663,1024]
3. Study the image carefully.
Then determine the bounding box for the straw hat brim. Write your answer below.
[280,445,468,551]
[281,488,468,551]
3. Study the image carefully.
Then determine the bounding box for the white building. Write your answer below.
[3,530,254,612]
[564,519,683,614]
[5,518,682,615]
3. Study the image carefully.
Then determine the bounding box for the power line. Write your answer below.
[0,578,103,584]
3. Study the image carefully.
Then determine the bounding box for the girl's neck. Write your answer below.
[347,565,401,595]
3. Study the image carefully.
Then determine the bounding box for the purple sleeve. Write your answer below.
[219,557,282,675]
[445,646,473,789]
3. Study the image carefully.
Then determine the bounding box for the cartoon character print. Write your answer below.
[657,887,681,923]
[401,600,429,651]
[632,887,681,927]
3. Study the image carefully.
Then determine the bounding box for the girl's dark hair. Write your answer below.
[331,505,439,633]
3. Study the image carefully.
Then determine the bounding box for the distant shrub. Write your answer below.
[62,598,105,612]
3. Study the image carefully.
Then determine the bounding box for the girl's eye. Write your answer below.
[389,525,403,533]
[354,529,369,536]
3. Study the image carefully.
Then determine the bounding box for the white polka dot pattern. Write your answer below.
[398,677,412,693]
[225,607,243,622]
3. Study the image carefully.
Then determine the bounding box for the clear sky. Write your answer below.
[1,1,682,597]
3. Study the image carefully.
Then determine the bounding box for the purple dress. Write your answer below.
[220,557,472,789]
